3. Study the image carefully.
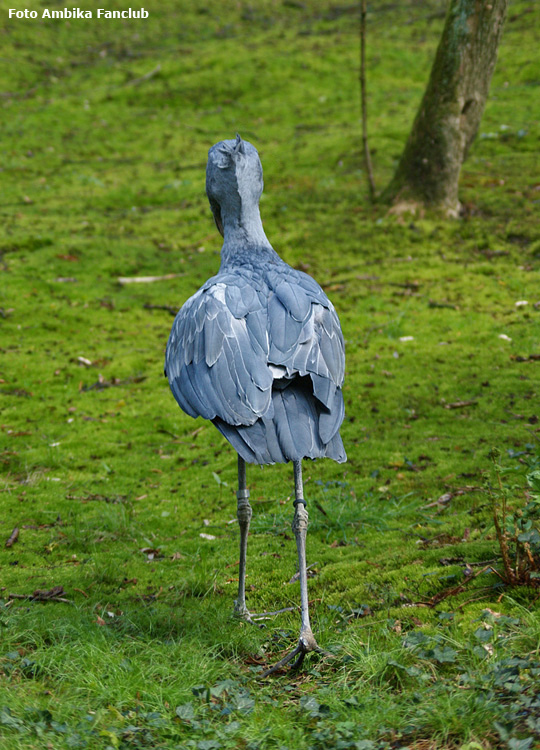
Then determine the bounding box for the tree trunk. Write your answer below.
[383,0,508,217]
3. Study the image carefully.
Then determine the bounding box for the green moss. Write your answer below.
[1,0,539,747]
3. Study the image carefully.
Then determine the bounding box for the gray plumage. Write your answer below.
[165,135,346,465]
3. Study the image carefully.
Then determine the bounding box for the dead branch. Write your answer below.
[8,585,71,603]
[118,273,185,285]
[360,0,376,200]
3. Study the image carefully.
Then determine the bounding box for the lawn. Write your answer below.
[1,1,539,748]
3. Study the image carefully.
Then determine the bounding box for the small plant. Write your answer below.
[212,471,230,503]
[486,447,540,586]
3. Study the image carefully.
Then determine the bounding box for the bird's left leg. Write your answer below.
[234,456,295,626]
[262,460,329,677]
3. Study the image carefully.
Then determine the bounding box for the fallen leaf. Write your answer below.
[423,493,453,508]
[288,562,318,583]
[444,400,478,410]
[140,547,163,559]
[512,354,540,362]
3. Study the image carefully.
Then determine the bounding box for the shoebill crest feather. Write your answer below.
[165,135,346,675]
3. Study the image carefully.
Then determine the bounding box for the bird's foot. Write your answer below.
[234,607,265,628]
[234,601,295,628]
[261,628,330,677]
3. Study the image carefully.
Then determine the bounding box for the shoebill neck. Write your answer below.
[220,200,273,254]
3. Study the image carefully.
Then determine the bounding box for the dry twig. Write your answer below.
[118,273,185,285]
[124,64,161,87]
[421,565,493,607]
[143,303,178,316]
[5,527,19,548]
[8,585,71,603]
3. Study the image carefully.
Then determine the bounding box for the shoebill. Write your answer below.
[165,135,346,675]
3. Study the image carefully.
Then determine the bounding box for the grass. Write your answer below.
[1,0,540,747]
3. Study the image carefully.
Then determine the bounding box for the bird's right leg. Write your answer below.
[261,460,329,676]
[234,455,253,621]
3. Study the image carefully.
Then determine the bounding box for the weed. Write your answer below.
[486,448,540,586]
